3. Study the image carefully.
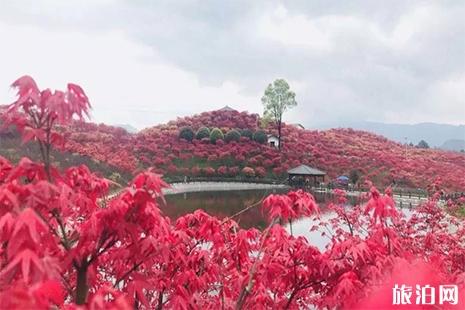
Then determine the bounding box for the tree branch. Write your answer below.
[235,217,279,310]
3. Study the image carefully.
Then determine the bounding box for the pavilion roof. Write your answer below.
[218,105,237,112]
[287,164,326,176]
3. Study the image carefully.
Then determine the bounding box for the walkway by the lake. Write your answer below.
[106,182,430,208]
[312,187,429,207]
[163,183,429,207]
[163,182,289,195]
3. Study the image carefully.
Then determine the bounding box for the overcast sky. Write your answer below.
[0,0,464,129]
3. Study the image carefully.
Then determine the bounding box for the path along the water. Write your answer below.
[312,187,430,207]
[162,182,288,195]
[163,182,429,207]
[106,182,430,207]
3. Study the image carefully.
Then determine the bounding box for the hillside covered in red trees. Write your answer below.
[2,75,465,309]
[58,108,465,192]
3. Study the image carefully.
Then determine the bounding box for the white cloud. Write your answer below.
[0,1,463,128]
[0,22,260,129]
[422,74,465,124]
[388,4,436,50]
[257,5,331,51]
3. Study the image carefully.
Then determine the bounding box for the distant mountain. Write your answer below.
[441,139,465,152]
[319,121,465,149]
[114,124,138,133]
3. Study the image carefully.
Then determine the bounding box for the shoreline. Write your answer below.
[107,182,430,207]
[163,182,430,207]
[163,182,290,195]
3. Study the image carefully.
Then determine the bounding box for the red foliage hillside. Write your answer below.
[164,109,260,131]
[8,108,463,192]
[2,76,465,308]
[280,126,465,191]
[63,121,138,172]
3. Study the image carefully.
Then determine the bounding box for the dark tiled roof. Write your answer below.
[218,105,236,112]
[287,164,326,176]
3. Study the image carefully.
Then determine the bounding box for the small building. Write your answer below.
[290,123,305,130]
[218,105,237,112]
[287,164,326,187]
[267,135,279,149]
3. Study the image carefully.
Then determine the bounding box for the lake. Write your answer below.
[160,188,349,229]
[161,189,356,251]
[160,188,414,251]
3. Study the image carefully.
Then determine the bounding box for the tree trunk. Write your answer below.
[76,266,89,305]
[156,288,165,310]
[278,117,282,151]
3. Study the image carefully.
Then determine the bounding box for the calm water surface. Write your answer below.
[160,189,415,251]
[160,189,361,250]
[161,189,352,228]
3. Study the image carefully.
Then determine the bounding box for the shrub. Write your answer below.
[248,157,258,166]
[217,166,228,176]
[273,167,284,175]
[154,158,167,165]
[167,164,178,173]
[219,151,230,160]
[202,167,215,176]
[239,136,250,143]
[207,154,218,162]
[349,169,361,184]
[263,159,273,167]
[191,166,201,176]
[240,129,253,140]
[225,129,241,143]
[210,128,224,144]
[195,127,210,140]
[242,166,255,177]
[417,140,430,149]
[229,166,240,176]
[235,154,246,162]
[179,167,189,175]
[253,130,267,144]
[178,127,194,142]
[255,166,266,178]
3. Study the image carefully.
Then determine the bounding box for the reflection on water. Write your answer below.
[161,189,285,229]
[285,213,335,251]
[284,206,416,251]
[160,189,357,229]
[161,189,417,252]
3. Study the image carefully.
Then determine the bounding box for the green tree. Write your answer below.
[195,127,210,140]
[259,114,273,129]
[349,169,361,185]
[253,130,267,144]
[210,128,224,144]
[240,129,253,140]
[179,127,194,142]
[417,140,430,149]
[262,79,297,150]
[225,129,241,143]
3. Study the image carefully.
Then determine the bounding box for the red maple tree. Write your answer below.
[1,76,465,309]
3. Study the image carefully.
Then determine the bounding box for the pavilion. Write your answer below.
[218,105,237,112]
[287,164,326,187]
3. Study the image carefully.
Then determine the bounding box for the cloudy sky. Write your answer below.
[0,0,464,129]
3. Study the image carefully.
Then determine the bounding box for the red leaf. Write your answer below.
[0,248,44,283]
[33,280,65,306]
